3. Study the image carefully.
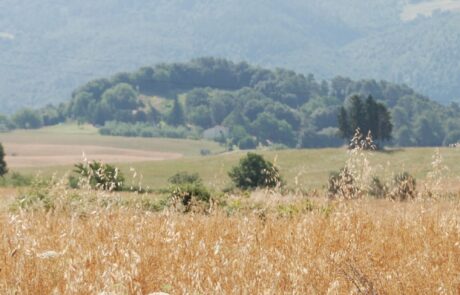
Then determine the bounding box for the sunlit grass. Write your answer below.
[0,198,458,294]
[0,140,459,293]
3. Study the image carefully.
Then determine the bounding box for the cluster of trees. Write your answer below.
[338,95,392,147]
[2,0,459,116]
[3,58,460,148]
[0,105,65,131]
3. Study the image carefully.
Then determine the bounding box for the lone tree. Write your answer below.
[338,95,392,148]
[0,143,7,177]
[229,153,282,189]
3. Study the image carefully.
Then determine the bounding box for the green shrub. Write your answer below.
[139,196,169,212]
[68,175,80,189]
[238,136,257,150]
[13,177,55,211]
[74,161,124,191]
[168,171,201,185]
[167,172,211,212]
[170,182,211,205]
[228,153,282,190]
[0,172,32,187]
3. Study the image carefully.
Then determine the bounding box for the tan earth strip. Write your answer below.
[3,143,183,168]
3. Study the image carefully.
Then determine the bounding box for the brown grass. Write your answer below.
[0,188,16,211]
[1,199,459,294]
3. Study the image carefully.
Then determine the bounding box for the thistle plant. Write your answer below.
[329,129,376,200]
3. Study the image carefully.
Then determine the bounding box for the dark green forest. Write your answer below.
[3,58,460,149]
[1,0,460,114]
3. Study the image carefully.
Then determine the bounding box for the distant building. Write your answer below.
[203,125,229,140]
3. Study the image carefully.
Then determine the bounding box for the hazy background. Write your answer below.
[1,0,459,113]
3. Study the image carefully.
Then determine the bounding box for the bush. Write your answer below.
[327,167,359,199]
[200,149,211,156]
[228,153,282,190]
[168,171,201,185]
[74,161,124,191]
[169,182,211,206]
[12,177,57,211]
[68,175,80,189]
[238,136,257,150]
[390,172,417,201]
[0,172,32,187]
[167,172,211,212]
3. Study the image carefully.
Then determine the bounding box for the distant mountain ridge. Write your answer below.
[0,0,459,113]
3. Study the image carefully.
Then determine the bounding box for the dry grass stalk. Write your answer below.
[423,148,450,199]
[330,129,376,200]
[0,199,459,294]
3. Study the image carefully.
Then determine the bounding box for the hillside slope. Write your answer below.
[0,0,458,113]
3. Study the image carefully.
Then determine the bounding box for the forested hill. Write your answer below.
[7,58,460,148]
[1,0,460,114]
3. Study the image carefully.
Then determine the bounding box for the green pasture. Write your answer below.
[1,124,460,191]
[115,148,460,191]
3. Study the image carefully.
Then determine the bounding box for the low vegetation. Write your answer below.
[1,196,458,293]
[0,172,32,187]
[166,171,211,213]
[0,131,459,293]
[73,160,125,191]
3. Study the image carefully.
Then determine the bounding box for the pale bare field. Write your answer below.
[0,198,459,294]
[3,143,182,168]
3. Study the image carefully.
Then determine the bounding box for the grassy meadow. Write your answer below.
[1,125,460,191]
[0,125,460,293]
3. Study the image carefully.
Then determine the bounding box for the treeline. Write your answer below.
[3,58,460,148]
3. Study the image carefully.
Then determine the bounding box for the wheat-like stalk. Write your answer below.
[1,198,459,294]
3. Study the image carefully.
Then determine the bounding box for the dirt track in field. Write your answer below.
[3,143,183,168]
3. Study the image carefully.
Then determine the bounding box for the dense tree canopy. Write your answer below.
[4,58,460,148]
[12,108,44,129]
[338,95,393,146]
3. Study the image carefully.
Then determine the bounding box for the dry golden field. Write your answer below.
[0,197,459,294]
